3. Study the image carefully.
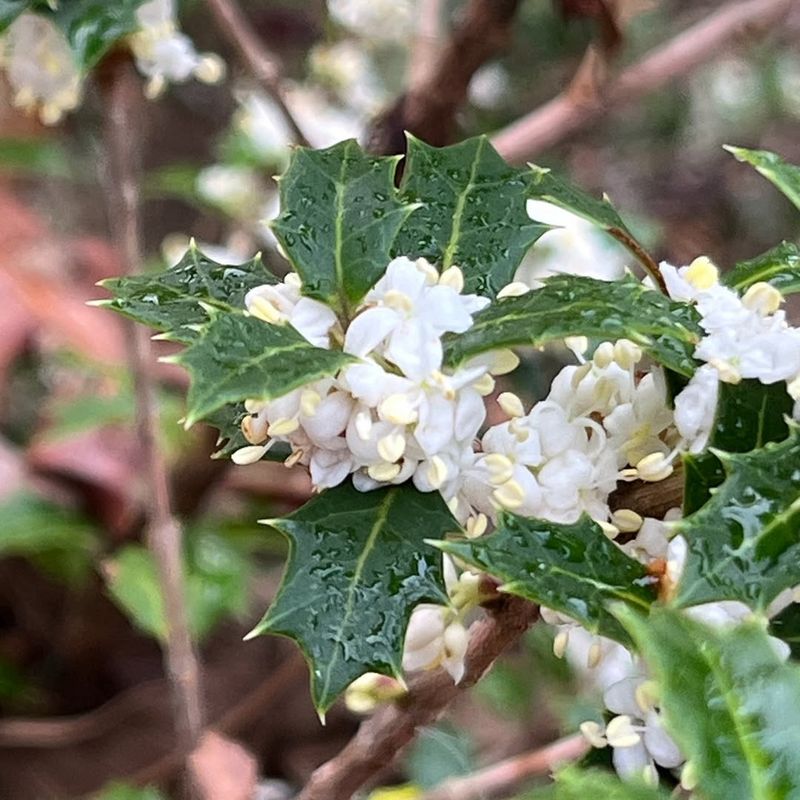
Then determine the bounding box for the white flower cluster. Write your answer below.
[665,256,800,451]
[548,512,796,786]
[326,0,416,42]
[0,0,223,125]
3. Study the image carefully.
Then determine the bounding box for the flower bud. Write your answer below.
[611,508,644,533]
[605,715,641,748]
[635,453,674,482]
[742,281,783,315]
[497,281,531,298]
[497,391,525,418]
[592,342,615,368]
[439,266,465,292]
[684,256,719,290]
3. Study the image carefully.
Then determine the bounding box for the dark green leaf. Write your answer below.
[50,0,144,69]
[173,313,353,426]
[97,246,273,344]
[620,606,800,800]
[675,427,800,610]
[725,145,800,211]
[527,165,657,278]
[443,275,702,377]
[270,140,417,312]
[435,513,656,643]
[0,137,73,178]
[770,603,800,659]
[393,135,547,298]
[723,242,800,295]
[0,0,29,31]
[248,482,455,713]
[682,380,793,514]
[519,766,668,799]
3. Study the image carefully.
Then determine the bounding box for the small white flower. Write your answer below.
[673,364,719,453]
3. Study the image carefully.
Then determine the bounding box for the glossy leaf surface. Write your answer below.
[393,135,547,298]
[726,145,800,211]
[249,482,455,713]
[723,241,800,296]
[436,513,656,643]
[675,428,800,609]
[444,275,701,377]
[621,607,800,800]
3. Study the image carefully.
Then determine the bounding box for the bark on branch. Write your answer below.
[492,0,796,163]
[366,0,523,154]
[297,595,540,800]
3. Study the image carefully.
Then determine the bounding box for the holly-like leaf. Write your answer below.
[722,241,800,296]
[620,606,800,800]
[172,313,353,426]
[204,402,289,461]
[435,513,656,644]
[392,135,548,298]
[443,275,702,377]
[675,427,800,610]
[0,0,29,31]
[725,145,800,211]
[682,380,793,514]
[97,247,273,343]
[248,482,455,713]
[270,140,418,313]
[527,164,657,278]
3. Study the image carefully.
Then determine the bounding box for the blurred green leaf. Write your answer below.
[393,135,547,298]
[93,783,166,800]
[102,533,251,643]
[406,724,474,790]
[436,513,656,644]
[519,766,667,799]
[620,606,800,800]
[0,138,73,178]
[723,241,800,295]
[725,145,800,211]
[443,275,702,378]
[248,482,454,714]
[0,493,97,584]
[675,426,800,610]
[271,140,417,312]
[0,0,29,31]
[769,603,800,658]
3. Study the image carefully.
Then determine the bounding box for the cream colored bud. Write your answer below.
[681,761,698,791]
[472,373,496,396]
[231,445,267,465]
[579,720,607,748]
[635,452,674,482]
[439,265,465,292]
[635,679,659,713]
[465,513,488,539]
[489,349,520,375]
[497,281,531,298]
[564,336,589,356]
[497,391,525,418]
[249,295,284,324]
[587,640,603,668]
[368,461,402,482]
[241,413,268,444]
[611,508,643,533]
[598,520,620,540]
[268,416,300,437]
[553,629,569,659]
[377,432,406,463]
[570,362,592,388]
[195,53,226,84]
[613,339,643,369]
[605,715,641,748]
[742,281,783,315]
[685,256,719,290]
[484,453,514,485]
[708,358,742,384]
[383,289,413,313]
[379,394,418,425]
[492,479,525,509]
[426,455,449,489]
[144,75,166,101]
[284,448,304,468]
[415,258,439,285]
[593,342,615,368]
[300,389,321,417]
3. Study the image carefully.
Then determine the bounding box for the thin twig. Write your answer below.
[206,0,310,147]
[419,734,589,800]
[297,596,540,800]
[407,0,445,91]
[101,55,205,760]
[366,0,523,154]
[492,0,795,163]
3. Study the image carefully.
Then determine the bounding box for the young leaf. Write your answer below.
[725,145,800,211]
[393,135,548,298]
[682,380,793,514]
[675,427,800,610]
[443,275,702,377]
[98,247,273,343]
[620,606,800,800]
[723,241,800,296]
[527,165,658,280]
[435,513,656,644]
[270,140,417,312]
[248,482,455,714]
[173,313,353,426]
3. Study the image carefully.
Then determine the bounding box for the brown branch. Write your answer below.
[101,55,204,761]
[492,0,796,163]
[366,0,523,154]
[206,0,310,147]
[297,595,540,800]
[419,734,589,800]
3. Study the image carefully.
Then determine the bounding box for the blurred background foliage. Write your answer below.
[0,0,798,797]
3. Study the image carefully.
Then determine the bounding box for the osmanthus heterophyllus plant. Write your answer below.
[97,133,800,798]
